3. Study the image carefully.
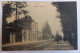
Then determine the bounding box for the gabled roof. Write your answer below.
[17,15,33,22]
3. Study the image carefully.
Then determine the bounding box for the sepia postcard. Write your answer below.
[2,1,77,51]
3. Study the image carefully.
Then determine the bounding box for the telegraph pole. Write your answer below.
[16,1,18,20]
[15,1,18,28]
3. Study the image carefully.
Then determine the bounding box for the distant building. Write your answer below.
[19,15,42,42]
[2,15,43,44]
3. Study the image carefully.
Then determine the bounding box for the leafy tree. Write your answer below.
[55,33,62,43]
[2,1,28,43]
[3,2,15,27]
[52,2,77,49]
[3,1,28,24]
[42,21,52,39]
